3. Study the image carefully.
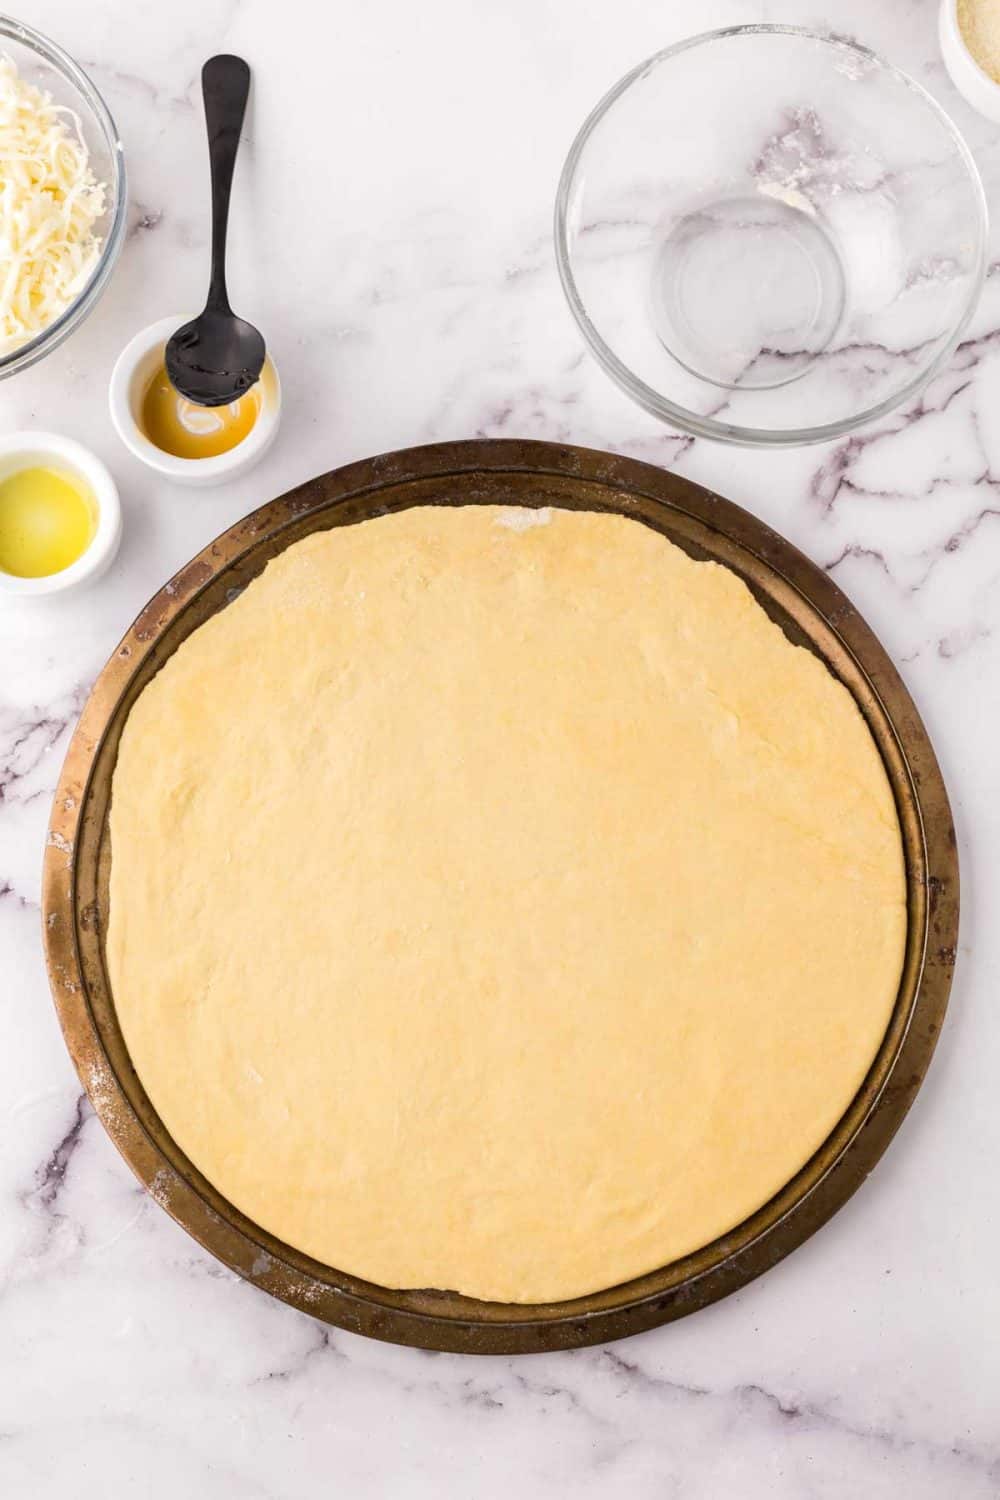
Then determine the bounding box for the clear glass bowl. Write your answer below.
[555,26,989,447]
[0,17,127,380]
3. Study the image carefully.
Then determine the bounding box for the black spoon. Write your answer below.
[166,55,265,408]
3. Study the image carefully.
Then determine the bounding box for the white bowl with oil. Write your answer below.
[0,432,121,597]
[109,314,281,487]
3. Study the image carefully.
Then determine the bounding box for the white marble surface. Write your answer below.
[2,0,1000,1493]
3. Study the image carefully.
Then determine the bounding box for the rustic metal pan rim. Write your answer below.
[42,438,958,1354]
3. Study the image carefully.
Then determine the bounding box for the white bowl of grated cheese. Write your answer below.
[0,18,127,379]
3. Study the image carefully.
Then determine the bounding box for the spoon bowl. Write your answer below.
[166,308,264,408]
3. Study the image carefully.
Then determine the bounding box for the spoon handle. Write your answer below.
[202,54,251,314]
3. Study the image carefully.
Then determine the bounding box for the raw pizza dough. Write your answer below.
[108,505,906,1304]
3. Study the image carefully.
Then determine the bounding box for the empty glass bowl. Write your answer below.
[555,26,988,446]
[0,17,127,380]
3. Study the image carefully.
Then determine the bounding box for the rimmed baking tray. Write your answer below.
[42,439,958,1353]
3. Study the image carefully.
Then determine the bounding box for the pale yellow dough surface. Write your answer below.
[108,505,906,1304]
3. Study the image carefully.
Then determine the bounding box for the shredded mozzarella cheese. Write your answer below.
[0,53,108,357]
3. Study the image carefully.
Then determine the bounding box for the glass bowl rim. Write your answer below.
[0,14,128,378]
[553,23,990,448]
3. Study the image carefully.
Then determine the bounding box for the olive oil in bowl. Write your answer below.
[141,363,260,460]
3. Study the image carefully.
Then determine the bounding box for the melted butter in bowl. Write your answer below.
[0,464,97,578]
[141,365,261,459]
[0,431,121,597]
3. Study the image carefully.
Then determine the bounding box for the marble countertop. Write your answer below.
[3,0,1000,1494]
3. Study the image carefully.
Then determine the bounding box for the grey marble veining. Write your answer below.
[1,0,999,1494]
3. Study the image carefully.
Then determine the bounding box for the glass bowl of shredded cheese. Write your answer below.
[0,17,126,379]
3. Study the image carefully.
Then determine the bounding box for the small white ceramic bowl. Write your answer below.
[0,432,121,598]
[940,0,1000,122]
[109,314,281,487]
